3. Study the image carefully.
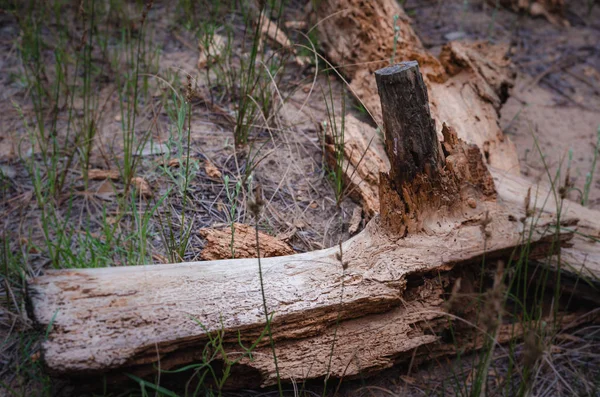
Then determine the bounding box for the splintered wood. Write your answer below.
[321,114,389,218]
[28,62,577,388]
[26,0,598,388]
[315,0,520,174]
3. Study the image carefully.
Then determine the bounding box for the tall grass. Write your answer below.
[441,133,596,396]
[582,125,600,206]
[2,0,294,394]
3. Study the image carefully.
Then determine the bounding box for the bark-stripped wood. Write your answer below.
[28,206,572,384]
[321,114,389,218]
[27,64,580,388]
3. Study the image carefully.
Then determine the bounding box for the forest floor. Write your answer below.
[0,0,599,396]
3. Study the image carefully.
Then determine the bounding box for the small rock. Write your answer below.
[136,142,170,157]
[95,180,117,201]
[0,164,16,179]
[444,31,465,41]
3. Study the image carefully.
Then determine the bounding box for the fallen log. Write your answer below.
[28,63,576,388]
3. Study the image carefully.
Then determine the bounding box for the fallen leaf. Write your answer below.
[400,376,416,385]
[168,158,181,167]
[293,219,307,229]
[131,177,153,198]
[19,237,39,254]
[309,201,318,209]
[94,180,117,201]
[204,160,222,179]
[161,157,195,168]
[277,227,297,242]
[30,351,41,363]
[152,253,169,264]
[260,15,294,52]
[0,132,20,161]
[88,169,120,181]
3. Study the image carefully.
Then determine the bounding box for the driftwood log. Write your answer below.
[28,63,581,388]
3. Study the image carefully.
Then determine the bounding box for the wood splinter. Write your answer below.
[26,62,573,388]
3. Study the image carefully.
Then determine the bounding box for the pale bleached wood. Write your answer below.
[27,21,598,385]
[322,114,389,219]
[29,201,571,383]
[491,167,600,282]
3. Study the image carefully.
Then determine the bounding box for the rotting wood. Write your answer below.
[375,62,442,186]
[315,0,520,173]
[318,97,600,284]
[491,167,600,283]
[199,223,294,260]
[27,64,579,388]
[375,62,497,236]
[27,210,573,385]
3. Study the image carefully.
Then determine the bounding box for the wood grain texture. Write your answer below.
[199,223,294,260]
[28,60,577,383]
[28,201,571,383]
[322,114,390,218]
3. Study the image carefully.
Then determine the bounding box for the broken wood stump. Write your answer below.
[375,62,496,237]
[27,63,575,388]
[315,0,520,174]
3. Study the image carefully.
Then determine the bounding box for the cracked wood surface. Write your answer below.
[28,199,570,383]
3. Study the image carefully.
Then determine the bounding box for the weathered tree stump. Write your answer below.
[375,62,441,186]
[27,63,576,388]
[375,62,496,236]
